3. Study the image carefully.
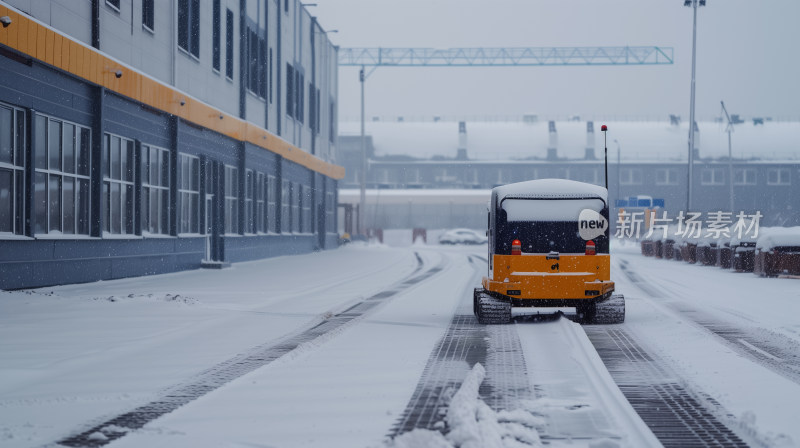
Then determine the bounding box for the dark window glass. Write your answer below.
[48,120,61,171]
[269,49,273,103]
[0,107,11,164]
[35,172,46,233]
[62,123,75,174]
[0,169,11,233]
[143,0,155,31]
[225,9,234,79]
[106,0,121,11]
[286,64,294,117]
[212,0,221,71]
[35,115,46,169]
[190,0,200,58]
[178,0,200,58]
[178,0,189,50]
[249,31,258,91]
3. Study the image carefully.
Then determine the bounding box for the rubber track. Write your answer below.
[585,327,749,448]
[56,253,444,447]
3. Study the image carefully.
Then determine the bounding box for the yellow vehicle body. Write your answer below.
[483,253,615,304]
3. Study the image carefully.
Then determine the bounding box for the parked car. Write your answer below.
[438,228,488,245]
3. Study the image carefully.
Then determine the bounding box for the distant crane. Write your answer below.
[338,45,675,236]
[721,100,735,212]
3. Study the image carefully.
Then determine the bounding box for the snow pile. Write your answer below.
[755,227,800,251]
[495,178,608,202]
[390,363,543,448]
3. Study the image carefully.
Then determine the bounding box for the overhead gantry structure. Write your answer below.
[336,46,675,235]
[338,46,674,67]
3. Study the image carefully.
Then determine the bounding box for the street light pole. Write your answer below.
[359,66,366,236]
[685,0,704,212]
[614,139,621,207]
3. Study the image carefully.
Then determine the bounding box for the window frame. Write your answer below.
[142,0,155,33]
[767,168,790,186]
[140,144,171,236]
[655,168,679,186]
[212,0,221,72]
[267,175,277,233]
[106,0,121,13]
[0,103,26,236]
[33,113,92,238]
[178,0,200,60]
[620,167,643,186]
[701,167,725,186]
[256,171,265,233]
[224,164,239,235]
[102,133,136,236]
[244,169,255,234]
[178,153,201,235]
[225,8,234,80]
[734,168,757,186]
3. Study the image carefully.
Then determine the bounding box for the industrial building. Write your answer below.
[338,119,800,231]
[0,1,342,289]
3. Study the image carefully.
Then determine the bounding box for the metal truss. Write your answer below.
[339,46,674,67]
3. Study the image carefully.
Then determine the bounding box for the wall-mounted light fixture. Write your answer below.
[105,66,123,78]
[0,16,12,28]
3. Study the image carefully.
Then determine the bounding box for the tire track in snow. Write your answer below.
[618,258,800,387]
[584,326,750,448]
[389,255,532,438]
[54,252,447,448]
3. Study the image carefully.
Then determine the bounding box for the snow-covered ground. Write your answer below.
[1,240,799,447]
[612,244,800,446]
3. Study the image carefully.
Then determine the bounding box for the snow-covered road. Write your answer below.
[1,243,798,447]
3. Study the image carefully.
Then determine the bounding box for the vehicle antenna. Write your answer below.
[601,124,608,190]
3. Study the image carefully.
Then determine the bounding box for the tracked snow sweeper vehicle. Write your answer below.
[474,126,625,325]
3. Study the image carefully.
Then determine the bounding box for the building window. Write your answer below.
[33,115,91,237]
[0,104,25,236]
[329,99,336,143]
[142,0,154,31]
[701,168,725,186]
[269,49,274,104]
[655,168,679,186]
[285,0,289,13]
[620,168,642,185]
[256,172,265,233]
[178,153,200,234]
[178,0,200,58]
[106,0,121,12]
[767,168,790,186]
[212,0,221,71]
[141,144,170,235]
[244,169,255,234]
[734,168,756,186]
[103,134,135,235]
[292,182,300,233]
[224,165,238,234]
[225,9,234,79]
[281,179,290,232]
[325,191,334,232]
[245,28,267,99]
[267,175,277,232]
[301,185,312,233]
[286,64,295,118]
[296,71,304,124]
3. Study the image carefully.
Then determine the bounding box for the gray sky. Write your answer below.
[313,0,800,122]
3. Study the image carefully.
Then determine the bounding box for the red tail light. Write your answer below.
[511,239,522,255]
[585,240,596,256]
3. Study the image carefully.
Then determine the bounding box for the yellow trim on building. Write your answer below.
[0,4,345,180]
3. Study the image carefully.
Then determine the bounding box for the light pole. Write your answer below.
[614,139,621,207]
[359,66,366,236]
[685,0,705,212]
